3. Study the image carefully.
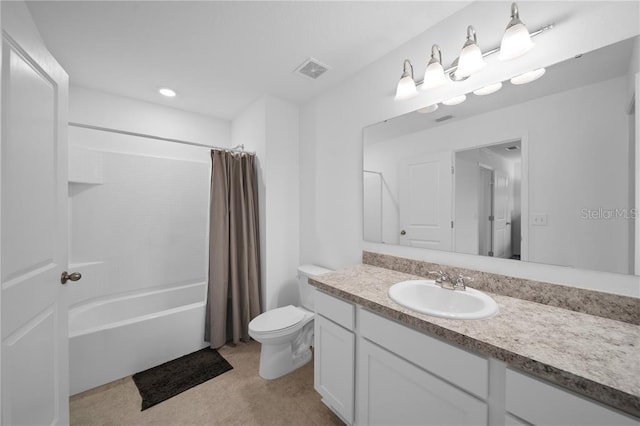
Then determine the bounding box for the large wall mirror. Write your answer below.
[363,36,638,276]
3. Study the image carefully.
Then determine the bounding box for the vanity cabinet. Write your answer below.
[313,289,638,425]
[357,309,489,425]
[314,291,355,424]
[357,339,488,425]
[505,369,638,426]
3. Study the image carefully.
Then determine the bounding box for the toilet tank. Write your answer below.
[297,264,332,311]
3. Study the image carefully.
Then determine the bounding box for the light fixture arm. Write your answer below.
[401,59,414,78]
[430,44,443,64]
[413,22,554,86]
[466,25,478,44]
[511,2,520,20]
[507,2,523,29]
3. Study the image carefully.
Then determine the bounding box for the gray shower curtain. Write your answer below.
[205,149,261,349]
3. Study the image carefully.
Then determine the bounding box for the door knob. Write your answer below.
[400,230,406,235]
[61,271,82,285]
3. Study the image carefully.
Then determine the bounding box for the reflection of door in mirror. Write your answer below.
[363,171,383,243]
[478,166,493,256]
[493,170,511,259]
[399,152,452,250]
[455,141,522,259]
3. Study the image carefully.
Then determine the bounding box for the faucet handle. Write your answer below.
[454,274,473,290]
[428,270,449,283]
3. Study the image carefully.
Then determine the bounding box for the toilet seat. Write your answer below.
[249,305,305,334]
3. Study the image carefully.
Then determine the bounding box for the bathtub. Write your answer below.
[69,282,208,395]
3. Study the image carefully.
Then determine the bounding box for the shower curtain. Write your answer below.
[205,149,261,348]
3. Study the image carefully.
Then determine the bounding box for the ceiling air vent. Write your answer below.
[294,57,330,80]
[435,115,454,122]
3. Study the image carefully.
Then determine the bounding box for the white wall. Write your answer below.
[67,86,230,306]
[300,1,640,296]
[70,86,229,145]
[232,95,300,311]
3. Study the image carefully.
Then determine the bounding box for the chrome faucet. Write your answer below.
[429,271,472,291]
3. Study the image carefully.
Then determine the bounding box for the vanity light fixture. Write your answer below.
[422,45,448,90]
[442,94,467,106]
[392,4,554,102]
[511,68,546,85]
[158,87,177,97]
[454,26,486,79]
[417,104,439,114]
[395,59,419,100]
[473,82,503,96]
[499,3,534,61]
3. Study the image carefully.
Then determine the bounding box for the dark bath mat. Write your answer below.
[132,347,233,410]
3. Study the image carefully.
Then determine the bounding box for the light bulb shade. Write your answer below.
[473,82,503,96]
[417,104,439,114]
[422,61,447,90]
[158,87,177,97]
[395,75,418,100]
[499,23,534,61]
[442,94,467,106]
[455,42,485,78]
[510,68,545,85]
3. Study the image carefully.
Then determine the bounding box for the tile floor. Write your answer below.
[70,341,343,425]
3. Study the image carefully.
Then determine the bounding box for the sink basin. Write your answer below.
[388,280,498,320]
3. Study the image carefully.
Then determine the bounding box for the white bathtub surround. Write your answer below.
[65,88,226,395]
[67,125,212,307]
[69,282,207,395]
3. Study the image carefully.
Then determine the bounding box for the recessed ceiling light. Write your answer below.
[158,87,177,97]
[442,94,467,106]
[473,82,503,96]
[510,68,545,85]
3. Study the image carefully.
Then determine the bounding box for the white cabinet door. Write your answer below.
[357,338,488,426]
[506,369,638,426]
[1,2,70,425]
[314,315,354,424]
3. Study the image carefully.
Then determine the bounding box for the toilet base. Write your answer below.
[258,343,312,380]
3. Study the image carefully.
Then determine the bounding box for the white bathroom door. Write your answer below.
[398,151,452,250]
[1,2,70,424]
[492,170,511,259]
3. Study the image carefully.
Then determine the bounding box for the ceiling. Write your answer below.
[27,1,469,121]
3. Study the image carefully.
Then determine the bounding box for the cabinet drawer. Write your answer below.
[315,290,354,331]
[360,308,489,399]
[505,369,638,425]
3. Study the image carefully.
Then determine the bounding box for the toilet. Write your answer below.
[248,264,332,380]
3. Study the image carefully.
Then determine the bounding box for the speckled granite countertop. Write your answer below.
[309,264,640,418]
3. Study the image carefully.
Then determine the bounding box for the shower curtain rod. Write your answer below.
[68,122,255,154]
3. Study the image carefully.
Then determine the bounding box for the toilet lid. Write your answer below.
[250,305,305,333]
